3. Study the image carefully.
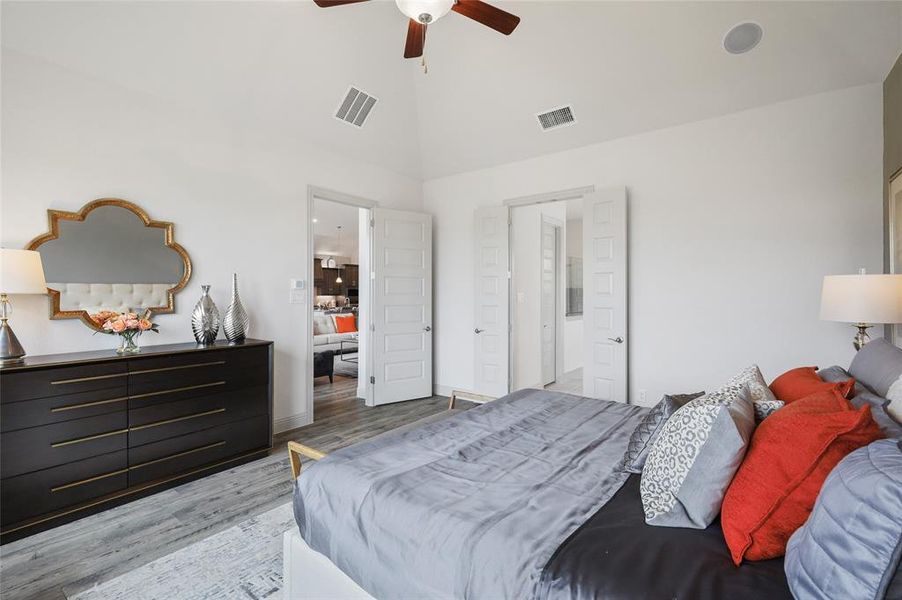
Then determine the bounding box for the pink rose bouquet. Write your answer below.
[90,309,159,354]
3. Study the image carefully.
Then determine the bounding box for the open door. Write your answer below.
[583,188,628,402]
[371,208,433,405]
[473,206,510,397]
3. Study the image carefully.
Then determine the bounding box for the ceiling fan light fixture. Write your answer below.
[396,0,453,24]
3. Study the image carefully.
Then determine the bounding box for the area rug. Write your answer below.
[333,352,358,378]
[72,503,294,600]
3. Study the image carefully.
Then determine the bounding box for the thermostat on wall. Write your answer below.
[289,279,306,304]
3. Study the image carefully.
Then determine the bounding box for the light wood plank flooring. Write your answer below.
[1,380,469,600]
[544,368,583,395]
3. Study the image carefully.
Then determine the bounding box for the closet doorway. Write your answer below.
[472,186,629,402]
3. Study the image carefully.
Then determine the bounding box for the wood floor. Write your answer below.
[0,377,468,600]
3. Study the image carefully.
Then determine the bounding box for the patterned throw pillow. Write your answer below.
[753,400,784,423]
[620,392,705,474]
[724,364,781,419]
[640,382,756,529]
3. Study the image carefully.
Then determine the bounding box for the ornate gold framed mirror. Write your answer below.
[26,198,192,330]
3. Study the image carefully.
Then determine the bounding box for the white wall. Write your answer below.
[1,49,422,431]
[425,84,884,406]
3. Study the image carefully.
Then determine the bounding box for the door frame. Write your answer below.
[503,185,613,396]
[306,185,378,421]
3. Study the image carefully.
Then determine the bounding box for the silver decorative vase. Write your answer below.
[222,273,249,344]
[191,285,220,346]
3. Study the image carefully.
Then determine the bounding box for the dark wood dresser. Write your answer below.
[0,339,273,543]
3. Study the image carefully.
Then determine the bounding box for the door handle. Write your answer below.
[424,326,431,332]
[608,336,624,344]
[474,328,484,334]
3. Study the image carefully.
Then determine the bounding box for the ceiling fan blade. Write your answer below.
[451,0,520,35]
[404,19,427,59]
[313,0,370,7]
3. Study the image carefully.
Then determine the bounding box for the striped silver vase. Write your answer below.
[222,273,249,344]
[191,285,220,346]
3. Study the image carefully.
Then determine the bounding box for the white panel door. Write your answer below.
[540,220,557,386]
[473,206,510,397]
[372,208,433,405]
[583,188,628,402]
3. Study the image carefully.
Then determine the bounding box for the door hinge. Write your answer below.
[370,376,375,384]
[370,324,375,332]
[370,219,375,228]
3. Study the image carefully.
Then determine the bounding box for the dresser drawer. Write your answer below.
[1,450,127,527]
[1,386,129,433]
[1,412,128,478]
[128,386,267,448]
[129,385,268,429]
[0,362,127,404]
[128,347,268,397]
[128,415,270,485]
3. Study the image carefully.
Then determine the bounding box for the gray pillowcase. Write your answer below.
[821,365,902,439]
[621,392,704,474]
[818,365,870,398]
[849,338,902,397]
[851,391,902,440]
[640,383,756,529]
[785,439,902,600]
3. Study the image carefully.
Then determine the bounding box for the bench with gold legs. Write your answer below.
[287,441,327,479]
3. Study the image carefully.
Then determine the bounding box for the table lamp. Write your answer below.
[820,269,902,351]
[1,249,48,365]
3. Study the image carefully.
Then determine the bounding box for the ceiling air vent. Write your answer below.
[335,86,378,128]
[537,105,575,131]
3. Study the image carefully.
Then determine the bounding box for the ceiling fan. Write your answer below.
[313,0,520,59]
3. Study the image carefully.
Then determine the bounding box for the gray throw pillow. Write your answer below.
[849,339,902,420]
[620,392,704,474]
[640,383,755,529]
[785,439,902,600]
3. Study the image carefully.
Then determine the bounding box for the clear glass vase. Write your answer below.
[116,332,140,354]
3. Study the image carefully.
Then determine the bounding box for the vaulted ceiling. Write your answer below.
[3,1,900,180]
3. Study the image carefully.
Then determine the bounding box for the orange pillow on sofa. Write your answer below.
[769,366,854,402]
[720,389,883,565]
[333,314,357,333]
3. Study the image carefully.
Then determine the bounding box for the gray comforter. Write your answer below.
[293,388,646,599]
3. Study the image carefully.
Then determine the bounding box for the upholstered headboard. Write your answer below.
[49,283,174,314]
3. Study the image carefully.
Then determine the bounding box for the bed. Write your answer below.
[285,388,794,599]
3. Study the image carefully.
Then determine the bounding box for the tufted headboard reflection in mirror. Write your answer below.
[26,198,192,330]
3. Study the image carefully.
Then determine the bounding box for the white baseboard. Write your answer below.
[274,412,312,435]
[432,384,454,398]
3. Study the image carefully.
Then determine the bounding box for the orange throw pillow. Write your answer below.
[333,314,357,333]
[720,389,883,565]
[769,366,854,402]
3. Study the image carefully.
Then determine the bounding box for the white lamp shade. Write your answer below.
[820,274,902,324]
[1,249,48,295]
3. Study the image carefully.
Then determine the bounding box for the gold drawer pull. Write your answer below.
[51,468,129,493]
[51,372,128,385]
[129,408,225,431]
[130,360,226,375]
[51,428,128,448]
[129,381,226,400]
[129,441,226,470]
[51,396,128,413]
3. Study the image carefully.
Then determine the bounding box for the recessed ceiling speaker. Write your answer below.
[723,22,763,55]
